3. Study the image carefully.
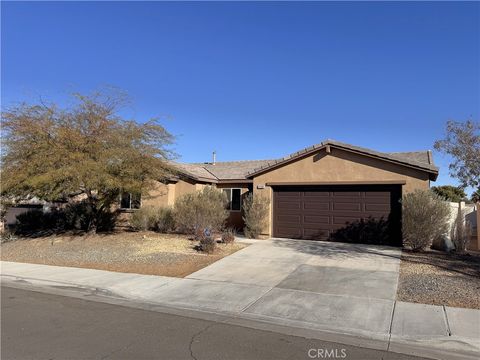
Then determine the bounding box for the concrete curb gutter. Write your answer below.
[1,271,478,360]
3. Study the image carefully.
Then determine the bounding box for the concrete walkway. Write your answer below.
[1,239,479,360]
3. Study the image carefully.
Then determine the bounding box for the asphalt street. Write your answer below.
[1,286,428,360]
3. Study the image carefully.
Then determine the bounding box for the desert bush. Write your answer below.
[0,199,12,224]
[130,206,174,232]
[14,201,117,235]
[243,193,269,239]
[199,233,216,254]
[173,186,228,235]
[64,201,117,232]
[402,190,450,251]
[451,209,472,253]
[221,228,236,244]
[130,206,155,231]
[14,209,65,235]
[330,217,392,245]
[1,230,17,244]
[154,207,175,232]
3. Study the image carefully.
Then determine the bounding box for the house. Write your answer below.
[125,139,439,243]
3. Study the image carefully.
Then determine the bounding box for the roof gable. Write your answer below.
[246,140,438,179]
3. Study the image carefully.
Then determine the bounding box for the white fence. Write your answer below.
[446,201,479,251]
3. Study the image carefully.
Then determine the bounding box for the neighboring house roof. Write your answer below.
[172,139,438,182]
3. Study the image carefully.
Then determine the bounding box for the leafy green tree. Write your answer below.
[434,120,480,189]
[1,90,175,232]
[431,185,467,202]
[472,188,480,203]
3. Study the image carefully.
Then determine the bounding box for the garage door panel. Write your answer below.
[332,202,362,211]
[332,191,362,197]
[275,227,303,238]
[303,202,330,211]
[365,203,390,212]
[273,185,401,245]
[277,215,301,224]
[303,215,330,224]
[332,216,363,225]
[276,191,302,198]
[303,192,330,198]
[365,191,390,198]
[303,228,330,240]
[276,201,301,210]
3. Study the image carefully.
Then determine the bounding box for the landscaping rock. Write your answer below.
[431,235,455,252]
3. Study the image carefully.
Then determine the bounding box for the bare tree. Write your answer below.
[434,120,480,189]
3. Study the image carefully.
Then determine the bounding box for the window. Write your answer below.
[120,193,141,210]
[223,188,241,211]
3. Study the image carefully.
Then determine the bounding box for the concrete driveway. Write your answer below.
[4,242,479,359]
[187,238,401,301]
[184,238,402,339]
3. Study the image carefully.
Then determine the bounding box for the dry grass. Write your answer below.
[397,249,480,309]
[0,231,247,277]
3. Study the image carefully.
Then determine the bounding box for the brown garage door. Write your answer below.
[273,185,402,245]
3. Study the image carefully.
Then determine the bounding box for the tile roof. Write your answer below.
[246,140,438,177]
[172,159,274,182]
[172,139,438,182]
[171,162,218,181]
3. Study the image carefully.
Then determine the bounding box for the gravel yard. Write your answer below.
[397,249,480,309]
[0,232,247,277]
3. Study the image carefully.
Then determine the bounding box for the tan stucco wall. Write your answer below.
[142,179,201,208]
[141,181,171,207]
[252,148,432,237]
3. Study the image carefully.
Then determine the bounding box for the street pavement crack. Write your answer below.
[189,323,217,360]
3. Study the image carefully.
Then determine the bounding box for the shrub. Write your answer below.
[243,193,269,239]
[130,206,154,231]
[173,186,228,235]
[154,207,175,232]
[402,190,450,251]
[14,201,117,235]
[64,201,117,232]
[14,208,65,235]
[330,217,392,245]
[221,228,236,244]
[130,206,174,232]
[1,230,17,244]
[199,233,216,254]
[0,199,11,224]
[451,209,472,253]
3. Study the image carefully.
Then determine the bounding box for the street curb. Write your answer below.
[2,275,478,360]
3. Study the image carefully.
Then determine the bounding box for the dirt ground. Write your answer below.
[397,249,480,309]
[0,231,247,277]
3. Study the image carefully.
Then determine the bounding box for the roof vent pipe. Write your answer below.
[212,151,216,165]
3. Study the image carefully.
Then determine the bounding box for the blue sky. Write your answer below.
[2,1,479,191]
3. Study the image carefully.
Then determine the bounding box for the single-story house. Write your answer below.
[131,139,438,244]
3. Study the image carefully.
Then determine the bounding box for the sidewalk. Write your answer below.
[1,261,479,360]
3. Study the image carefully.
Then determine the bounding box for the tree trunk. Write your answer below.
[85,193,99,234]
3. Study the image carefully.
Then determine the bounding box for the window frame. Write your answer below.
[119,192,141,210]
[223,188,242,212]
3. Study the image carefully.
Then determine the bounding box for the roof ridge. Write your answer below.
[388,150,430,154]
[201,165,220,180]
[190,158,276,165]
